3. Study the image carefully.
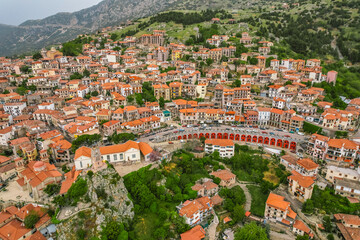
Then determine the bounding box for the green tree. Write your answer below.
[2,90,10,94]
[20,65,31,73]
[70,72,83,80]
[135,93,144,106]
[327,234,334,240]
[159,97,165,108]
[83,69,90,77]
[24,211,40,228]
[110,33,118,41]
[206,58,214,66]
[91,91,99,97]
[323,215,332,232]
[302,199,314,213]
[101,221,126,240]
[127,95,134,103]
[16,86,27,96]
[233,205,245,223]
[235,222,269,240]
[44,184,61,196]
[33,52,42,61]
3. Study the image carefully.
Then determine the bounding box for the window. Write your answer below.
[113,154,117,161]
[132,154,136,159]
[120,154,123,160]
[107,155,110,161]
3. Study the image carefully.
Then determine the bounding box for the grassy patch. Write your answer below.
[263,163,280,185]
[133,213,158,239]
[247,185,267,217]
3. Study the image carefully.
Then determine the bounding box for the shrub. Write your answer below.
[24,211,40,228]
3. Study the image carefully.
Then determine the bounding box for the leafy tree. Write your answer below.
[44,184,61,196]
[232,204,245,223]
[70,72,83,80]
[109,133,136,144]
[323,215,332,232]
[20,65,31,74]
[127,95,134,103]
[71,134,101,152]
[101,221,127,240]
[2,90,10,94]
[327,234,334,240]
[302,199,315,213]
[32,52,42,61]
[110,33,118,41]
[235,222,269,240]
[24,211,40,228]
[91,91,99,97]
[248,57,258,65]
[159,97,165,108]
[83,69,90,77]
[135,93,144,106]
[206,58,214,66]
[28,85,37,92]
[16,87,27,96]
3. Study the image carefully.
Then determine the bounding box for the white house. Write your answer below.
[4,102,27,117]
[0,126,13,146]
[257,107,271,126]
[38,102,55,110]
[205,139,234,158]
[74,146,93,170]
[99,140,153,164]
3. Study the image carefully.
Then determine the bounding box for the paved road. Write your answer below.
[207,211,219,240]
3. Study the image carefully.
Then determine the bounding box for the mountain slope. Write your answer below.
[0,0,264,56]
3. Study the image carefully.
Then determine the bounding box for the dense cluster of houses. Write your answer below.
[0,15,359,240]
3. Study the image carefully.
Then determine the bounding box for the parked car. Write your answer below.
[168,141,174,144]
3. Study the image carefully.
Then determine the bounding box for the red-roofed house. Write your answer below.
[178,196,213,226]
[292,219,313,238]
[180,225,205,240]
[265,193,296,225]
[288,171,315,202]
[210,169,236,187]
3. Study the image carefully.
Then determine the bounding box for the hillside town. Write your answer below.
[0,14,359,240]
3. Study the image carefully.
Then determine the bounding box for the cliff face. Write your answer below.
[0,0,178,56]
[0,0,261,56]
[56,167,134,239]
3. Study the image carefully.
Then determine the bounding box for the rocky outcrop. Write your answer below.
[56,167,134,239]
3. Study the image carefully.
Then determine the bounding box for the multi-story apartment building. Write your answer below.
[169,82,183,99]
[295,158,319,177]
[334,179,360,200]
[288,171,315,202]
[205,139,234,158]
[325,139,359,165]
[4,102,27,117]
[178,196,213,226]
[153,84,170,101]
[265,193,297,226]
[325,165,360,184]
[306,133,330,159]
